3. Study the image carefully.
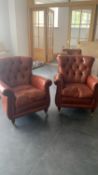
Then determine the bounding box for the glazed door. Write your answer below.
[32,10,46,62]
[32,9,54,62]
[68,8,93,48]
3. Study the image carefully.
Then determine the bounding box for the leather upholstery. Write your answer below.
[0,56,52,122]
[0,56,32,87]
[14,86,46,109]
[55,55,98,111]
[62,83,93,98]
[62,49,82,55]
[57,55,94,83]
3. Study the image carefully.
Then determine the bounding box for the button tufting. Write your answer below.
[14,75,17,79]
[12,61,14,64]
[80,72,82,76]
[22,75,25,79]
[25,67,28,71]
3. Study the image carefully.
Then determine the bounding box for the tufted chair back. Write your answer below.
[57,55,94,83]
[0,56,32,87]
[62,49,82,55]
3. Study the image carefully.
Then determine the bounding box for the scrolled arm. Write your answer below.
[87,75,98,91]
[87,75,98,100]
[31,75,52,91]
[54,73,64,86]
[0,81,15,98]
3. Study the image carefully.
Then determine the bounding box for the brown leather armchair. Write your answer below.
[0,56,52,124]
[62,49,82,55]
[54,54,98,112]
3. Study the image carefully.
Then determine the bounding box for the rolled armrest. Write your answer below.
[31,75,52,90]
[54,73,64,86]
[0,81,15,98]
[87,75,98,91]
[87,75,98,100]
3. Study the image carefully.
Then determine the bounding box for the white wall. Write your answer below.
[0,0,12,53]
[8,0,18,55]
[0,0,29,56]
[8,0,29,56]
[0,2,68,56]
[15,0,29,56]
[54,7,69,53]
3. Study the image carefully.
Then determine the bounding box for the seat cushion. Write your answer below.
[62,97,93,105]
[62,83,93,98]
[13,85,46,108]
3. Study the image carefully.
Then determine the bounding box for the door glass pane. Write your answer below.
[70,39,78,48]
[32,11,46,61]
[70,9,92,48]
[81,10,91,26]
[50,8,58,28]
[71,10,81,28]
[80,28,89,39]
[71,28,79,38]
[80,10,91,40]
[70,10,81,48]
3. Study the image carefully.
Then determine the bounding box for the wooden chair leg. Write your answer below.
[44,108,48,120]
[91,108,95,117]
[11,119,15,125]
[91,108,95,113]
[44,108,48,114]
[58,107,61,112]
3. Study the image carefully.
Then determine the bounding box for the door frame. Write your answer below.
[46,8,54,62]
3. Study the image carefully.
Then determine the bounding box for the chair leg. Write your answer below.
[91,108,95,117]
[44,108,48,114]
[44,108,48,120]
[11,119,15,125]
[58,107,61,112]
[91,108,95,113]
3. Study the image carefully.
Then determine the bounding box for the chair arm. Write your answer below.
[54,73,64,86]
[87,75,98,91]
[87,75,98,100]
[31,75,52,90]
[0,81,15,98]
